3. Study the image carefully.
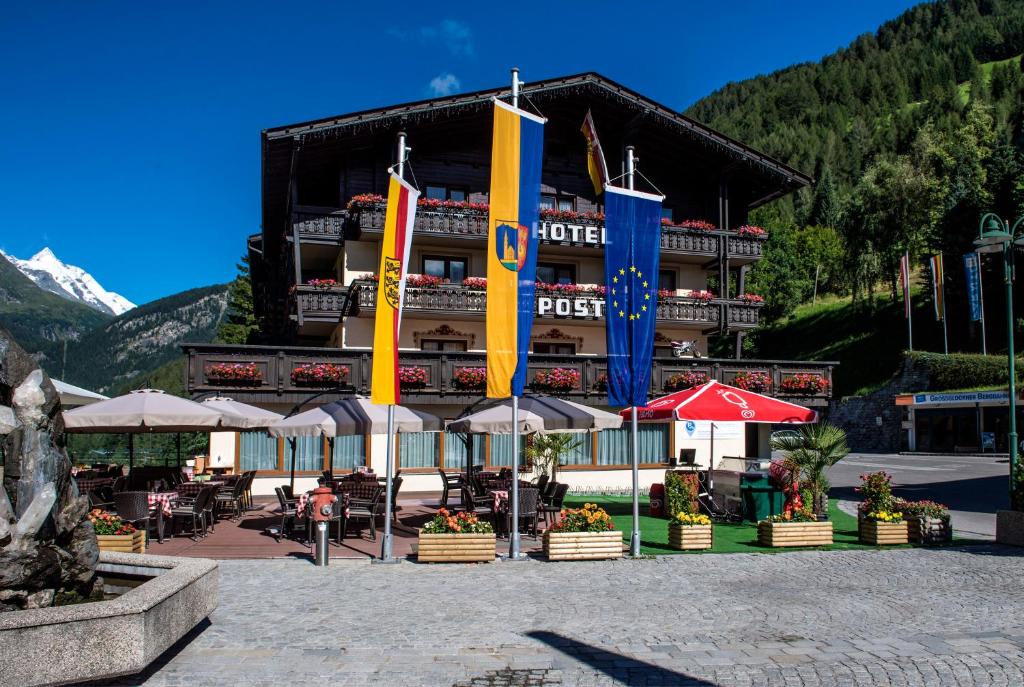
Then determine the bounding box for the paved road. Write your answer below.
[825,452,1009,540]
[102,547,1024,686]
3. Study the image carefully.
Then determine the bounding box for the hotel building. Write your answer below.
[184,72,836,494]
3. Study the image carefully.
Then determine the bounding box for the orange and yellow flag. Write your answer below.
[370,172,419,405]
[581,109,608,196]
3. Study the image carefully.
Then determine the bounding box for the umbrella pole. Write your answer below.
[176,433,181,469]
[289,438,297,493]
[381,405,396,562]
[509,395,523,560]
[630,406,641,557]
[708,422,715,494]
[128,434,134,473]
[327,436,334,477]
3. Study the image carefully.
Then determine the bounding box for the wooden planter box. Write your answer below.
[907,515,952,545]
[417,532,496,563]
[543,530,623,561]
[859,519,909,545]
[757,520,833,547]
[96,530,146,554]
[668,524,712,550]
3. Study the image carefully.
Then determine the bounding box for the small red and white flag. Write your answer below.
[930,254,944,321]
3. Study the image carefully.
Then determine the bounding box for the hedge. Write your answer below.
[664,471,699,519]
[909,351,1023,391]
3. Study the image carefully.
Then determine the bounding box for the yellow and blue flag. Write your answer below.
[603,185,664,408]
[486,99,546,398]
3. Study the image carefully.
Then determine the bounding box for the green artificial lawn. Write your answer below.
[562,494,980,555]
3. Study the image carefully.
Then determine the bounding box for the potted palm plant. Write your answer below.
[526,433,582,483]
[769,422,849,519]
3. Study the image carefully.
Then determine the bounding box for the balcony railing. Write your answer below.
[344,280,761,328]
[344,204,764,260]
[292,206,346,242]
[184,344,836,406]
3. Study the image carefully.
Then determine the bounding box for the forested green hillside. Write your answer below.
[688,0,1024,373]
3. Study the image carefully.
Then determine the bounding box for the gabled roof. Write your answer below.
[263,71,812,191]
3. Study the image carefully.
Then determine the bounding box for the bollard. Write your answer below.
[314,521,330,566]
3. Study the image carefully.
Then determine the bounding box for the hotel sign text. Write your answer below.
[538,221,606,247]
[536,296,605,319]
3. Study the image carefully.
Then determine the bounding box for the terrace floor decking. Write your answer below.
[151,493,551,560]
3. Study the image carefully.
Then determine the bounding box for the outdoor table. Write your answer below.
[490,490,510,513]
[147,492,178,543]
[176,480,225,497]
[75,477,114,493]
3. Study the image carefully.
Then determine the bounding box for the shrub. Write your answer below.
[548,503,616,532]
[894,499,948,519]
[909,351,1023,391]
[665,471,698,518]
[856,471,894,514]
[422,508,494,534]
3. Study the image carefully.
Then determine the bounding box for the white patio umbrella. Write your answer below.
[63,388,226,469]
[200,396,283,430]
[446,394,623,435]
[52,379,108,408]
[267,398,443,490]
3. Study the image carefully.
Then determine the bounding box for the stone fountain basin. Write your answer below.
[0,551,218,687]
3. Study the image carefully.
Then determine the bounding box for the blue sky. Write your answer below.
[0,0,920,305]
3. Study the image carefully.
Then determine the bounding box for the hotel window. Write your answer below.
[291,436,324,471]
[661,207,674,221]
[239,432,278,471]
[659,269,677,293]
[425,185,469,201]
[540,194,556,211]
[536,262,576,285]
[423,255,467,283]
[444,432,486,470]
[399,432,440,469]
[420,339,468,352]
[533,341,576,355]
[559,433,593,465]
[557,197,575,212]
[596,425,669,465]
[330,434,367,471]
[489,434,527,467]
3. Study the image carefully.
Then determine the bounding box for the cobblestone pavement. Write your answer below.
[101,546,1024,687]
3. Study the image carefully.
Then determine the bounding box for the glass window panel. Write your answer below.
[539,195,556,210]
[659,270,677,292]
[426,186,446,200]
[559,433,593,466]
[661,207,673,220]
[536,265,554,284]
[489,434,526,467]
[239,432,278,471]
[399,432,440,468]
[557,198,575,212]
[449,189,467,202]
[330,434,366,471]
[449,259,466,284]
[423,259,445,278]
[442,340,467,352]
[444,432,486,470]
[596,425,668,465]
[286,436,323,472]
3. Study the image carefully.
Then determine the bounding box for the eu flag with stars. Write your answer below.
[603,186,664,408]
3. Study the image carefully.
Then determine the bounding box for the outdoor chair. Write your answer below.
[534,474,550,497]
[436,468,462,508]
[214,477,246,520]
[458,487,496,532]
[541,480,558,505]
[241,471,256,510]
[170,486,214,541]
[111,476,127,493]
[497,468,512,480]
[201,483,218,533]
[343,484,384,541]
[389,475,404,521]
[540,483,570,526]
[507,487,540,540]
[112,491,155,547]
[273,486,298,542]
[87,489,113,510]
[280,484,296,502]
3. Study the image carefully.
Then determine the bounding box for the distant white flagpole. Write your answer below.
[509,66,525,561]
[625,145,641,558]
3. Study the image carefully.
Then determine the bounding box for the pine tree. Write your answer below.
[215,256,257,344]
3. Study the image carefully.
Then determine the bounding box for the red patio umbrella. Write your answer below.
[621,380,817,496]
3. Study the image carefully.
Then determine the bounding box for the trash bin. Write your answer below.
[739,472,777,523]
[649,483,665,518]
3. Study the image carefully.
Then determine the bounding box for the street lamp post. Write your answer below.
[974,213,1024,509]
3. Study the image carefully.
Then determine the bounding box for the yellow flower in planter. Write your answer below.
[672,512,711,526]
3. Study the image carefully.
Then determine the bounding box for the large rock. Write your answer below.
[0,326,98,611]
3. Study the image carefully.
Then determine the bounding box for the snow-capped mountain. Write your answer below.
[1,248,136,316]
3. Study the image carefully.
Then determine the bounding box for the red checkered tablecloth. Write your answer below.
[148,492,178,516]
[176,481,226,497]
[75,477,114,493]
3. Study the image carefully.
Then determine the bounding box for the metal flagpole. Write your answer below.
[380,131,409,564]
[288,438,297,493]
[940,255,949,355]
[509,67,525,561]
[625,145,641,557]
[905,252,913,351]
[978,251,988,355]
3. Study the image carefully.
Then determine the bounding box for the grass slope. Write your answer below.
[563,495,979,555]
[0,254,110,366]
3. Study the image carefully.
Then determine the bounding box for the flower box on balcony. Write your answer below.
[668,523,712,551]
[859,519,909,545]
[291,363,349,386]
[779,374,829,395]
[205,363,263,386]
[417,533,496,563]
[756,520,833,548]
[543,530,623,561]
[96,530,146,554]
[532,368,580,393]
[664,371,707,392]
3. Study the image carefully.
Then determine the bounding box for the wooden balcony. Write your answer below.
[346,205,765,261]
[184,344,836,407]
[347,280,761,329]
[291,206,346,243]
